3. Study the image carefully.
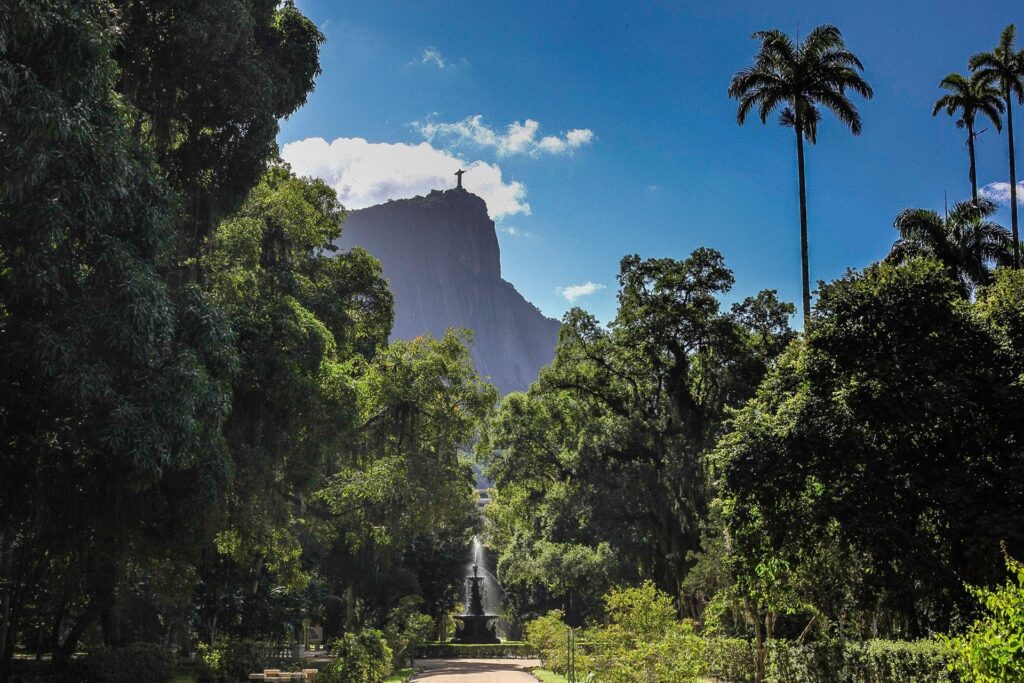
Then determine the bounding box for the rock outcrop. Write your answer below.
[336,188,560,394]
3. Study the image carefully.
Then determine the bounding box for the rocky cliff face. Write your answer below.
[336,188,560,394]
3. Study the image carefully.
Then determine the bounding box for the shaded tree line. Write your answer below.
[0,2,490,680]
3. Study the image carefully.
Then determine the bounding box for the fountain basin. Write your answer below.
[452,614,501,644]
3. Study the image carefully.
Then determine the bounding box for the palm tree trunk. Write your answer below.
[1007,95,1020,268]
[795,116,811,326]
[968,122,979,202]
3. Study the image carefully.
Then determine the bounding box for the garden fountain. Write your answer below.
[452,537,501,643]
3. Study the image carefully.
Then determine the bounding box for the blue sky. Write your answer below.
[281,0,1024,326]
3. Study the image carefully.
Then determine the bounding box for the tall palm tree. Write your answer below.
[971,24,1024,269]
[933,72,1003,202]
[887,198,1012,296]
[729,25,873,326]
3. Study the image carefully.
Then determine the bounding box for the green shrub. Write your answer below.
[946,553,1024,682]
[765,639,953,683]
[385,596,436,667]
[69,643,175,683]
[196,638,276,682]
[525,610,569,672]
[583,583,704,683]
[705,638,756,682]
[319,629,393,683]
[414,641,535,659]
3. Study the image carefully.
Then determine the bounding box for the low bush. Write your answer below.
[525,610,569,671]
[414,641,534,659]
[946,552,1024,682]
[583,583,704,683]
[67,643,175,683]
[765,639,953,683]
[319,629,392,683]
[196,638,277,682]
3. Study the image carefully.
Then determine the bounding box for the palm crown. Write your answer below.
[932,72,1003,133]
[888,199,1012,295]
[970,25,1024,103]
[728,25,873,139]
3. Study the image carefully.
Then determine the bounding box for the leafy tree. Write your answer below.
[0,2,234,672]
[196,165,394,640]
[971,24,1024,268]
[718,259,1024,638]
[933,71,1004,201]
[114,0,325,258]
[481,250,794,621]
[729,25,873,324]
[887,198,1011,295]
[316,331,496,633]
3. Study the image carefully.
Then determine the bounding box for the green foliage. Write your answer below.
[765,639,953,683]
[414,642,535,659]
[385,597,435,668]
[317,329,494,548]
[946,553,1024,682]
[68,644,176,683]
[1,0,235,667]
[718,258,1024,637]
[584,583,705,683]
[481,250,794,621]
[525,611,570,672]
[196,639,276,683]
[704,638,757,682]
[320,630,393,683]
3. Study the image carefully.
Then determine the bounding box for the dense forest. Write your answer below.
[3,2,1024,683]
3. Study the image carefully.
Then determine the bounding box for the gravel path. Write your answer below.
[411,658,543,682]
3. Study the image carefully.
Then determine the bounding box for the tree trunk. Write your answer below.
[968,123,979,202]
[795,115,811,327]
[746,599,767,683]
[1008,95,1020,268]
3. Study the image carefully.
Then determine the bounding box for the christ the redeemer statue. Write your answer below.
[455,168,465,189]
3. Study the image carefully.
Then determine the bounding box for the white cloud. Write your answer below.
[980,181,1024,205]
[497,225,532,238]
[565,129,594,148]
[417,47,446,69]
[280,136,530,220]
[413,114,594,157]
[557,281,606,302]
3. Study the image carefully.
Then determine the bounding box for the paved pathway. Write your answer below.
[411,658,542,682]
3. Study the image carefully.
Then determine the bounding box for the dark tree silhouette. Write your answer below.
[933,72,1004,202]
[729,24,873,326]
[971,24,1024,268]
[887,198,1012,295]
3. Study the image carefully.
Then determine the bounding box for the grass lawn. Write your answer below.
[385,666,416,682]
[531,669,567,683]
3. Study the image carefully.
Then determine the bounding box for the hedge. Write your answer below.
[532,637,951,683]
[764,639,954,683]
[414,641,535,659]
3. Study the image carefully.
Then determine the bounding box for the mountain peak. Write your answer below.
[336,189,559,394]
